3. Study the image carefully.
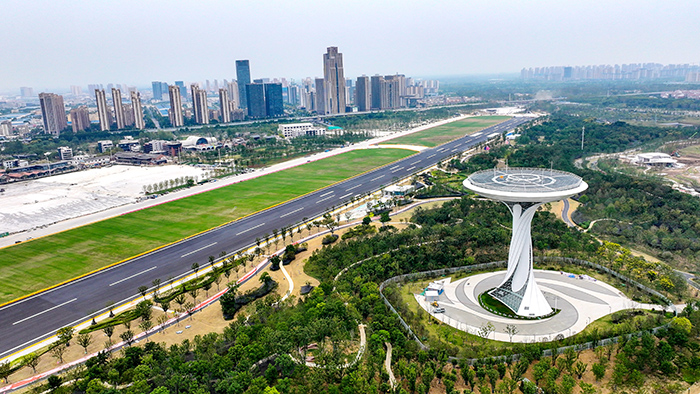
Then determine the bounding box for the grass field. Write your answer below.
[0,148,413,304]
[382,116,511,147]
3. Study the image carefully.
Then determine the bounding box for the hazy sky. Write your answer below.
[2,0,699,92]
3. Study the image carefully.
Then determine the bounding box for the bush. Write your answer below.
[322,234,339,245]
[270,255,281,271]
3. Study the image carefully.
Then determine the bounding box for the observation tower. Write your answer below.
[463,168,588,317]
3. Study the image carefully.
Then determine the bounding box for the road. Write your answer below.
[561,199,575,227]
[0,117,531,360]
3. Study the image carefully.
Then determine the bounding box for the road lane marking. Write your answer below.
[451,148,459,152]
[319,191,334,198]
[370,175,385,181]
[109,266,159,287]
[488,132,500,138]
[345,184,362,192]
[236,223,265,236]
[391,167,403,173]
[181,242,218,258]
[13,298,77,325]
[338,193,352,200]
[389,165,400,170]
[280,207,304,218]
[437,148,446,152]
[410,160,421,165]
[471,132,482,136]
[316,195,334,204]
[427,154,436,159]
[406,166,415,172]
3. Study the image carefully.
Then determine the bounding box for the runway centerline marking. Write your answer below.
[13,298,77,326]
[181,242,218,258]
[319,191,334,198]
[109,266,158,287]
[338,193,352,200]
[280,207,304,218]
[236,223,265,236]
[345,184,362,192]
[370,175,385,181]
[316,195,334,204]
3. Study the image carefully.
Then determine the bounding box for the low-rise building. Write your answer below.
[383,184,415,197]
[630,152,678,167]
[114,152,167,166]
[97,140,114,153]
[57,146,73,161]
[278,123,326,138]
[118,136,141,152]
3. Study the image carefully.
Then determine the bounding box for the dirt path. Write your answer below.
[384,342,396,389]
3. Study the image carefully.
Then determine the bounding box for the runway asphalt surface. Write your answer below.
[0,116,531,359]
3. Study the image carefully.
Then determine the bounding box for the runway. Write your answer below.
[0,116,531,360]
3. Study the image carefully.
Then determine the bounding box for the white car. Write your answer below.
[432,307,445,313]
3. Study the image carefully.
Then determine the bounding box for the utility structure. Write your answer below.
[463,168,587,317]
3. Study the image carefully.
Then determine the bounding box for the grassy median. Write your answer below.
[0,148,413,304]
[383,115,510,147]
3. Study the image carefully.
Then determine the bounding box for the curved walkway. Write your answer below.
[384,342,396,389]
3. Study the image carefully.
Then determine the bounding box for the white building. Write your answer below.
[383,184,415,197]
[70,155,111,167]
[57,146,73,161]
[278,123,326,138]
[0,120,12,136]
[631,152,678,167]
[97,140,114,153]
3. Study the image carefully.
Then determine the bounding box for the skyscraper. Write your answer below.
[219,88,231,123]
[152,82,164,101]
[314,78,326,114]
[95,89,111,131]
[355,75,370,112]
[323,47,346,114]
[20,87,34,98]
[370,75,384,110]
[70,106,90,132]
[264,83,284,118]
[39,93,67,135]
[191,84,209,125]
[246,83,266,119]
[236,60,251,109]
[112,88,126,130]
[168,85,184,127]
[227,80,240,109]
[131,91,145,130]
[175,81,186,100]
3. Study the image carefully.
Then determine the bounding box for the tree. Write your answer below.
[0,361,12,384]
[157,314,168,333]
[579,382,597,394]
[191,262,200,278]
[138,285,148,298]
[504,324,518,342]
[270,255,281,271]
[57,326,75,346]
[573,361,588,379]
[77,333,92,354]
[478,322,495,341]
[592,362,606,381]
[259,271,273,287]
[120,330,134,346]
[103,325,115,344]
[47,375,62,391]
[188,288,199,305]
[50,343,67,364]
[203,281,212,297]
[140,320,153,339]
[321,214,338,235]
[23,353,39,374]
[379,211,391,227]
[214,274,222,291]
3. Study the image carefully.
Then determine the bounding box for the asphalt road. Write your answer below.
[562,199,575,227]
[0,116,531,359]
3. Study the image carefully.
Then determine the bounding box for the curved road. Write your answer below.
[0,117,531,360]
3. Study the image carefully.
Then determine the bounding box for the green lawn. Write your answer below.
[0,148,413,304]
[383,116,511,147]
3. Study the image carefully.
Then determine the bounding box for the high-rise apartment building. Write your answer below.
[70,106,90,132]
[226,80,240,109]
[131,91,145,130]
[20,87,34,98]
[355,75,370,112]
[370,75,384,110]
[0,120,12,136]
[152,81,163,101]
[175,81,186,100]
[246,83,266,119]
[112,88,126,130]
[70,85,83,96]
[322,47,346,114]
[236,60,251,109]
[95,89,111,131]
[264,83,284,118]
[168,85,184,127]
[39,93,68,135]
[219,88,231,123]
[190,84,209,125]
[314,78,326,114]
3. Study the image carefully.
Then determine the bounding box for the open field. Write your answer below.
[382,116,511,147]
[0,148,413,304]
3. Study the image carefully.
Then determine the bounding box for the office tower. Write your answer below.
[288,84,299,106]
[168,85,184,127]
[382,75,402,109]
[219,88,231,123]
[112,88,126,130]
[322,47,346,114]
[70,85,82,96]
[131,91,145,130]
[95,89,111,131]
[20,87,34,98]
[39,93,68,135]
[152,81,164,101]
[355,75,370,111]
[227,80,239,109]
[236,60,251,109]
[314,78,326,114]
[370,75,384,110]
[191,84,209,125]
[346,78,354,106]
[246,83,266,119]
[70,106,90,132]
[175,81,186,100]
[264,83,284,117]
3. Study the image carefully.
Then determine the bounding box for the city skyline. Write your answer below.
[2,0,699,92]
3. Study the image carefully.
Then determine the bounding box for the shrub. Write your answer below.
[322,234,339,245]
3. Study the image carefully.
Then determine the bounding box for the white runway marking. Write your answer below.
[109,266,158,287]
[236,223,264,236]
[181,242,218,258]
[280,207,304,218]
[13,298,77,325]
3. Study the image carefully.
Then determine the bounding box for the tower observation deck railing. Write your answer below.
[467,168,584,194]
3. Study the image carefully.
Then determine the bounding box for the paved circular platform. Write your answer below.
[414,270,660,342]
[463,168,588,202]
